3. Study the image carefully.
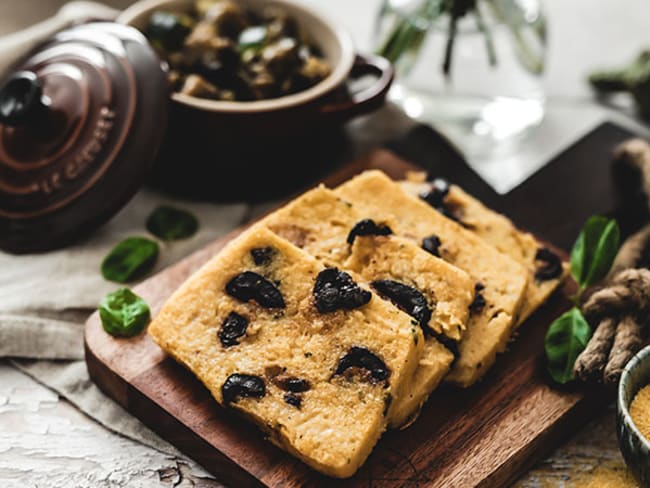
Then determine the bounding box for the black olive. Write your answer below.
[251,247,275,266]
[469,282,486,314]
[418,179,467,224]
[422,235,442,257]
[371,280,433,335]
[218,311,248,347]
[383,394,392,416]
[433,332,460,361]
[222,374,266,405]
[147,11,193,52]
[346,219,393,245]
[226,271,285,309]
[419,178,450,208]
[334,346,390,384]
[274,376,310,392]
[283,392,302,408]
[534,247,563,281]
[438,204,462,223]
[313,268,371,313]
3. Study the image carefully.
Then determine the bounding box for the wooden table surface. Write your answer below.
[2,0,650,486]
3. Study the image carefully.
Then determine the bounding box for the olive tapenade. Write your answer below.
[145,1,332,101]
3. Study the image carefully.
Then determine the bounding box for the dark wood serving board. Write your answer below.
[85,122,641,487]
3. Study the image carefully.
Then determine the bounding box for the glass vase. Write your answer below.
[376,0,547,160]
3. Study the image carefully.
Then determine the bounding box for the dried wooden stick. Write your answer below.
[613,138,650,212]
[573,317,617,383]
[604,315,644,385]
[577,268,650,384]
[609,224,650,275]
[583,268,650,321]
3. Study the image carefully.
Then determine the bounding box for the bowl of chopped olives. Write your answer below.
[118,0,393,199]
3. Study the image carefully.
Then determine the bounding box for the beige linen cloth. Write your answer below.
[0,0,251,460]
[1,188,249,455]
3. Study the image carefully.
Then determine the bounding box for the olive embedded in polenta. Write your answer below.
[370,280,432,335]
[222,373,266,405]
[225,271,285,309]
[346,219,393,245]
[218,311,248,347]
[334,346,390,385]
[312,268,371,313]
[250,246,275,266]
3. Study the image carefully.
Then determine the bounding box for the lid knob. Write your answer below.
[0,71,50,127]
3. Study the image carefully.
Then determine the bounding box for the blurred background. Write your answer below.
[2,0,649,101]
[3,0,647,195]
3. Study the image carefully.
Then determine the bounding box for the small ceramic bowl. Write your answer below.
[118,0,393,134]
[117,0,394,199]
[617,344,650,488]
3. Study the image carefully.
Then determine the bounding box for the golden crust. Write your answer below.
[400,175,568,325]
[335,171,529,387]
[148,227,422,478]
[259,186,472,424]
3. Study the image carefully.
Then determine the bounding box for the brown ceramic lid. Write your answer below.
[0,22,168,254]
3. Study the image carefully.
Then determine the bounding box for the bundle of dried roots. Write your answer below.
[574,139,650,385]
[574,256,650,385]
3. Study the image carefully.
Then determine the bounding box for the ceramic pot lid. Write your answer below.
[0,22,168,254]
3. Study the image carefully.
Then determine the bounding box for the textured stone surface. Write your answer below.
[0,359,631,488]
[0,362,224,488]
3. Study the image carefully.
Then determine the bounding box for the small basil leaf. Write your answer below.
[102,237,159,283]
[570,216,620,288]
[545,307,591,384]
[146,206,199,241]
[99,288,150,337]
[570,230,586,285]
[584,219,620,287]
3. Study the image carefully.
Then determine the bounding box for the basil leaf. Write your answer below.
[570,216,620,288]
[146,206,199,241]
[99,288,150,337]
[102,237,159,283]
[545,307,591,384]
[584,218,620,286]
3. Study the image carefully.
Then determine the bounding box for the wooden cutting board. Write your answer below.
[84,135,623,487]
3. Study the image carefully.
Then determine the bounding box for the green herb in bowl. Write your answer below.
[99,288,151,337]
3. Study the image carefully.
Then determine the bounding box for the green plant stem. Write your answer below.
[485,0,544,75]
[473,4,496,67]
[443,14,458,76]
[377,0,442,65]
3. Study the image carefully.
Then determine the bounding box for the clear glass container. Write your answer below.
[376,0,547,160]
